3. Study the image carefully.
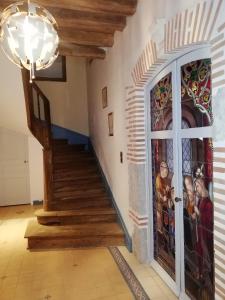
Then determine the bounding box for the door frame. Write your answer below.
[144,46,212,299]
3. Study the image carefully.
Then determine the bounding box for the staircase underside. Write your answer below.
[25,139,125,250]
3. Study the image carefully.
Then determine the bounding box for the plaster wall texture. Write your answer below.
[0,49,28,134]
[38,56,89,136]
[87,0,196,236]
[0,50,44,204]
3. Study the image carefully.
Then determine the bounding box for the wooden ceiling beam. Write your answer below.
[0,4,126,34]
[0,0,137,16]
[59,30,114,47]
[59,43,106,59]
[51,8,126,34]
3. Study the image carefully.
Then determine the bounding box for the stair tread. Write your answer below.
[25,220,124,238]
[35,208,116,217]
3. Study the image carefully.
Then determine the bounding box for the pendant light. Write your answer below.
[0,1,59,82]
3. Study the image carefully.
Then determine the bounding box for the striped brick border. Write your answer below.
[129,210,148,229]
[126,87,146,164]
[126,0,225,299]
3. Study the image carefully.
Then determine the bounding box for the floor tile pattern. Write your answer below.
[109,246,150,300]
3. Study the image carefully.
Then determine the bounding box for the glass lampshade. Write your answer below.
[0,1,59,80]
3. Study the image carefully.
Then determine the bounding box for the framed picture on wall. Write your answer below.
[108,112,114,136]
[34,55,67,82]
[102,86,108,108]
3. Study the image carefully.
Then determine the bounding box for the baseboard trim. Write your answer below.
[89,143,132,252]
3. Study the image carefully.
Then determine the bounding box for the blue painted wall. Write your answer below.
[51,124,89,145]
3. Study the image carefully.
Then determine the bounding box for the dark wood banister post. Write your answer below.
[21,69,53,211]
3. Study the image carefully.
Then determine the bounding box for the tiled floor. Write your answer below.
[0,205,178,300]
[118,247,178,300]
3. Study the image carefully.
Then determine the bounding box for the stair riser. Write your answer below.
[53,177,101,186]
[53,169,98,176]
[54,163,96,171]
[53,190,106,198]
[54,146,86,151]
[54,175,101,182]
[37,214,117,225]
[53,184,104,193]
[27,236,125,250]
[53,139,68,145]
[52,202,111,211]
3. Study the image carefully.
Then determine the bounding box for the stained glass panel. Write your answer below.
[151,139,175,279]
[182,138,214,300]
[151,73,172,131]
[181,59,212,128]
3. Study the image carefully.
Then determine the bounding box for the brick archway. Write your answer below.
[126,0,225,298]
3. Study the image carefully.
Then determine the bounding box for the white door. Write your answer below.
[0,128,30,206]
[147,48,214,300]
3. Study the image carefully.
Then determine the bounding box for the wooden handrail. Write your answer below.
[21,69,53,211]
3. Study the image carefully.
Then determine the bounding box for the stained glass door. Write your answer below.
[148,47,213,300]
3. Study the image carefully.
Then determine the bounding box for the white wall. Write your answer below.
[0,49,28,134]
[38,56,89,136]
[0,49,44,204]
[87,0,198,235]
[28,137,44,203]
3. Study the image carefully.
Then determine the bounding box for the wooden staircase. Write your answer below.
[22,70,125,250]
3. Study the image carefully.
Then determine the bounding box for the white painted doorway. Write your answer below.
[0,128,30,206]
[147,48,214,300]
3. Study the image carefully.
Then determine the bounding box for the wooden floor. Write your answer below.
[26,139,125,249]
[0,205,133,300]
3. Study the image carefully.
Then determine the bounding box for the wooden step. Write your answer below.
[53,167,98,176]
[53,156,95,164]
[53,178,103,190]
[51,198,111,211]
[53,192,108,201]
[53,144,86,152]
[53,139,68,145]
[35,208,117,225]
[53,182,104,193]
[54,173,101,182]
[54,160,96,169]
[53,188,106,199]
[25,220,125,249]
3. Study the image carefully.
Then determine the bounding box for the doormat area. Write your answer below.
[109,246,150,300]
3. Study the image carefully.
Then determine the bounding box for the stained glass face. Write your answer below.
[151,139,175,279]
[181,59,212,128]
[182,138,214,300]
[151,73,172,131]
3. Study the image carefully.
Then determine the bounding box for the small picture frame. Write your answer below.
[108,112,114,136]
[102,86,108,109]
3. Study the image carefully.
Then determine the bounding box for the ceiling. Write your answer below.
[0,0,137,60]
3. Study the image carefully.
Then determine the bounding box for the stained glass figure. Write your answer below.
[181,59,212,128]
[151,139,175,279]
[151,73,172,131]
[182,138,214,300]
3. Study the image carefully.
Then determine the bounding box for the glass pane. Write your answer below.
[151,139,175,279]
[181,59,212,128]
[182,138,214,300]
[150,73,172,131]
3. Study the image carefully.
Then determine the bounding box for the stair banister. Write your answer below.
[21,69,53,211]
